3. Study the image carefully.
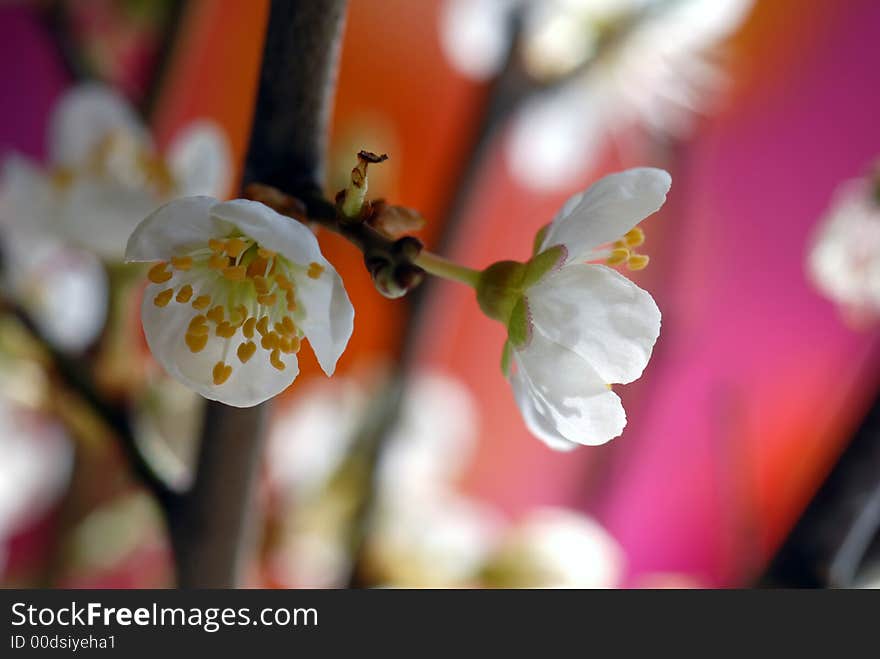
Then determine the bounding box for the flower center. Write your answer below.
[147,236,325,385]
[50,131,176,197]
[604,227,649,270]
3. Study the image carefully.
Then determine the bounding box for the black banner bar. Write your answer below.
[1,589,875,655]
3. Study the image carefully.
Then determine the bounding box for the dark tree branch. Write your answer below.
[167,0,349,588]
[760,385,880,588]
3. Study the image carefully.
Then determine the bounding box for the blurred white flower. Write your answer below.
[0,83,231,261]
[808,177,880,318]
[0,398,73,575]
[377,373,478,501]
[440,0,519,80]
[266,373,629,588]
[477,168,667,449]
[482,507,624,587]
[1,232,108,352]
[0,157,109,352]
[269,372,479,500]
[367,493,502,588]
[511,0,751,189]
[369,376,496,587]
[268,378,366,498]
[440,0,752,190]
[125,197,354,407]
[266,371,486,587]
[133,376,204,491]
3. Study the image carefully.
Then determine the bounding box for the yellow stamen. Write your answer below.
[606,248,630,266]
[256,316,270,336]
[247,257,269,279]
[192,295,212,310]
[261,332,278,351]
[153,289,174,307]
[237,341,257,364]
[148,262,172,284]
[171,255,193,271]
[275,273,292,290]
[213,361,233,385]
[216,322,236,338]
[627,254,650,271]
[625,227,645,247]
[187,316,209,336]
[257,293,277,306]
[185,332,208,353]
[258,247,276,259]
[286,290,297,312]
[50,167,75,190]
[208,253,228,270]
[209,238,226,253]
[176,285,193,303]
[223,265,247,282]
[252,276,270,295]
[269,349,285,371]
[225,237,248,258]
[206,306,225,324]
[280,335,300,354]
[281,316,296,335]
[307,262,324,279]
[242,317,256,339]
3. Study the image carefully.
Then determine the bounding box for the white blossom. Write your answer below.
[483,167,668,449]
[508,0,752,189]
[367,493,501,588]
[482,507,624,587]
[440,0,751,190]
[808,177,880,318]
[125,196,354,407]
[0,398,73,575]
[265,372,490,587]
[1,83,231,261]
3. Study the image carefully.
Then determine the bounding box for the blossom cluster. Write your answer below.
[1,83,671,451]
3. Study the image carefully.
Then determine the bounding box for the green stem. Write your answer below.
[415,251,481,288]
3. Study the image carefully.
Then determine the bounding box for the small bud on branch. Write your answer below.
[339,150,388,221]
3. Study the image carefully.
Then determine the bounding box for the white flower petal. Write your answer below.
[141,282,300,407]
[293,262,354,376]
[529,263,660,384]
[380,373,480,495]
[61,179,165,260]
[0,399,73,537]
[208,199,354,376]
[439,0,516,81]
[0,155,53,236]
[488,507,624,588]
[25,245,108,353]
[513,331,626,446]
[48,83,147,167]
[506,84,604,192]
[167,121,232,198]
[510,372,579,451]
[807,179,880,311]
[129,196,352,406]
[125,196,221,261]
[540,167,671,261]
[208,199,326,266]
